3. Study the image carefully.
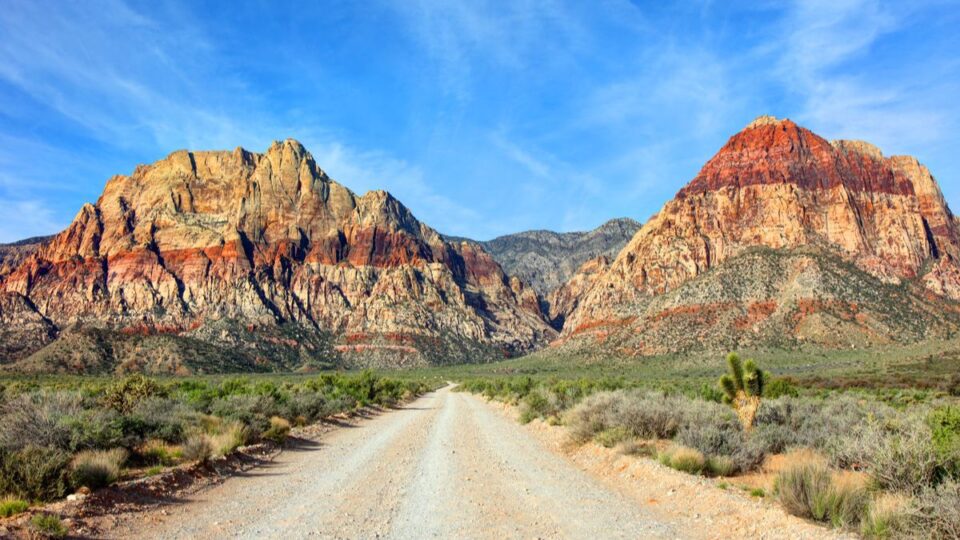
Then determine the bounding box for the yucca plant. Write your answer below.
[719,353,764,430]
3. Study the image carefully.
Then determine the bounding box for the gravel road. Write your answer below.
[118,385,679,539]
[108,385,844,539]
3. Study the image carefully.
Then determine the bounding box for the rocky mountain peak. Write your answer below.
[558,117,960,355]
[0,140,555,371]
[744,114,785,129]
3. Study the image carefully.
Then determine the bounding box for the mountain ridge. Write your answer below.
[557,115,960,354]
[0,139,555,372]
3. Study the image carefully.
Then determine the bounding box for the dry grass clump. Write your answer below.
[262,417,291,444]
[824,471,870,529]
[615,439,656,457]
[181,433,213,463]
[208,421,250,456]
[705,455,737,477]
[70,448,127,490]
[659,444,706,474]
[775,450,869,528]
[775,450,833,520]
[139,439,181,466]
[860,493,910,539]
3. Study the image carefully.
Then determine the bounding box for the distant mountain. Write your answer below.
[0,235,51,277]
[0,140,554,373]
[557,116,960,354]
[446,218,640,324]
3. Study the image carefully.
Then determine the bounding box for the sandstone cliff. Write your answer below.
[0,140,554,372]
[560,116,960,353]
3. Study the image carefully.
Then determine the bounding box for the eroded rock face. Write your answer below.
[561,117,960,351]
[0,140,554,369]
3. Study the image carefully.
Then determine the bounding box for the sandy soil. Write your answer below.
[96,386,848,539]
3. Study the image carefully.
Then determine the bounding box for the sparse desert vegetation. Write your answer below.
[0,370,431,510]
[459,353,960,538]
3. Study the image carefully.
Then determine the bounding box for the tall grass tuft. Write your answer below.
[70,448,127,490]
[775,450,833,521]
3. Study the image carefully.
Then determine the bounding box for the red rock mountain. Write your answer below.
[0,140,554,372]
[558,116,960,354]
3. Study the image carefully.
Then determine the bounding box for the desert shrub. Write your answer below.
[595,427,633,448]
[764,378,800,399]
[70,448,127,490]
[0,446,72,501]
[262,417,291,444]
[0,497,28,517]
[614,392,695,439]
[181,433,212,463]
[833,415,941,494]
[518,390,552,424]
[209,394,275,435]
[775,451,833,521]
[565,392,623,443]
[675,418,765,474]
[30,513,67,538]
[861,493,910,539]
[0,391,83,450]
[102,375,164,414]
[928,405,960,478]
[285,391,328,423]
[756,395,894,454]
[128,397,195,443]
[62,408,128,451]
[908,478,960,539]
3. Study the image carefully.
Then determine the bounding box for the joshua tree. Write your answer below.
[719,353,765,431]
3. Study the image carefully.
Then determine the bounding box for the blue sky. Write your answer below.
[0,0,958,242]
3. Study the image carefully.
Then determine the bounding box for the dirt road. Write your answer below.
[110,386,839,539]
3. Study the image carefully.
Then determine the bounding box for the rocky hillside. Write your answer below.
[0,235,50,277]
[558,116,960,354]
[469,218,640,297]
[0,140,555,373]
[447,218,640,327]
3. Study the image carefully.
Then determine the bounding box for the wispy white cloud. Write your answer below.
[491,134,551,179]
[303,140,488,238]
[777,0,956,151]
[0,199,65,243]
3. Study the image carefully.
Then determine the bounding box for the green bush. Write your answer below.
[764,378,800,399]
[102,375,164,414]
[30,513,67,539]
[0,446,72,501]
[71,448,127,490]
[0,498,29,517]
[928,405,960,477]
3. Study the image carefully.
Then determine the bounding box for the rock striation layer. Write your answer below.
[560,117,960,353]
[0,140,554,371]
